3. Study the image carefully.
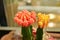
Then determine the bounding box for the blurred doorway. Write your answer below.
[0,0,8,38]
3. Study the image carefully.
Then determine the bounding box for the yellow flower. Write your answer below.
[37,13,49,28]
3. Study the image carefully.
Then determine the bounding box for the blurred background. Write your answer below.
[2,0,60,27]
[0,0,60,39]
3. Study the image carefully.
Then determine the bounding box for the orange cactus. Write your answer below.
[14,10,36,27]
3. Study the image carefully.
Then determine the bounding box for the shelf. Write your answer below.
[0,27,21,30]
[46,27,60,32]
[0,27,60,32]
[18,6,60,13]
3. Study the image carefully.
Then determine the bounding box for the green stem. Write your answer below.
[22,26,32,40]
[36,27,43,40]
